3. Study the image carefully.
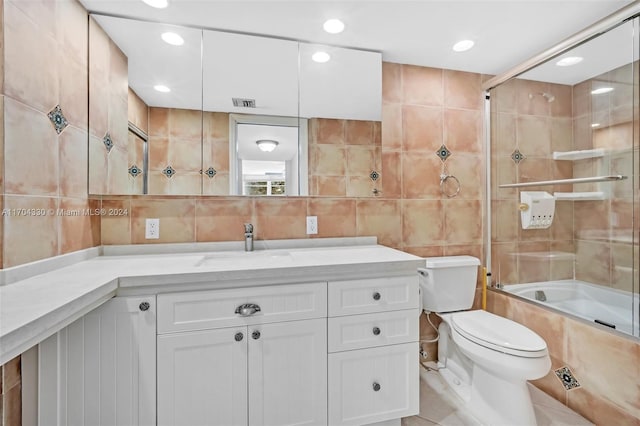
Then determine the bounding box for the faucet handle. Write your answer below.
[244,223,253,234]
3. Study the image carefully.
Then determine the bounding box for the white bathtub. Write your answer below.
[503,279,639,337]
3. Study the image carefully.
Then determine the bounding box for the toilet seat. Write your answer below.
[450,310,548,358]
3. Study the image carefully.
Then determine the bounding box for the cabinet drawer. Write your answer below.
[328,342,419,426]
[328,310,418,352]
[158,282,326,333]
[328,275,418,317]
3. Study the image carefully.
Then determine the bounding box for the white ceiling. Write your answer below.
[81,0,634,77]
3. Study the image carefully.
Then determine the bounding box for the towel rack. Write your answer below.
[498,175,627,188]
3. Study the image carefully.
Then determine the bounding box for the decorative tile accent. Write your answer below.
[162,165,176,178]
[47,105,69,134]
[511,148,525,164]
[103,132,114,153]
[436,144,451,162]
[554,366,581,390]
[128,164,142,177]
[369,170,380,182]
[205,167,217,178]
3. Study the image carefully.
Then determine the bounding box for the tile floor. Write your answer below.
[401,368,594,426]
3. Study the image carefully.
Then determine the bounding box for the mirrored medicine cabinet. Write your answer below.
[88,14,383,197]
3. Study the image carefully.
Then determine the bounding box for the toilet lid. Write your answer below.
[451,310,548,357]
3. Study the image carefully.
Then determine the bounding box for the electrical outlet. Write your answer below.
[306,216,318,235]
[145,218,160,239]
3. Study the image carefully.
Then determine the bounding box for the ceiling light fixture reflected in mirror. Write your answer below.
[161,32,184,46]
[555,56,583,66]
[323,19,345,34]
[312,51,331,63]
[154,84,171,93]
[591,123,601,128]
[591,87,614,95]
[142,0,168,8]
[256,139,279,152]
[452,39,474,52]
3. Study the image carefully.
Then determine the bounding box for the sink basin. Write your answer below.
[194,250,292,267]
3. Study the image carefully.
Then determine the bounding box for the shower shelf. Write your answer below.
[499,175,627,188]
[552,148,605,161]
[553,191,606,200]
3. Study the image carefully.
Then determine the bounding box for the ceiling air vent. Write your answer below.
[232,98,256,108]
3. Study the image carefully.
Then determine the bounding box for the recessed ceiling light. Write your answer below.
[556,56,583,67]
[142,0,168,8]
[161,32,184,46]
[154,85,171,93]
[591,123,601,128]
[256,139,279,152]
[312,51,331,63]
[452,40,474,52]
[323,19,345,34]
[591,87,614,95]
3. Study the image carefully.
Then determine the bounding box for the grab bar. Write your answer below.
[499,175,627,188]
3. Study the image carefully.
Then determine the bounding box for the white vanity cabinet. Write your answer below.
[156,282,328,426]
[327,275,420,426]
[38,295,157,426]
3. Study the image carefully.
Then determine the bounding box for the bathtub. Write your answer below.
[503,279,639,337]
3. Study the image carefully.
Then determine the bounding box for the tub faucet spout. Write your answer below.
[244,223,254,252]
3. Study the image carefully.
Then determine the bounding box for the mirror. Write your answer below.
[489,19,638,337]
[88,14,382,197]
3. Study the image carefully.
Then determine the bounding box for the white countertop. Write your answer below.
[0,238,424,365]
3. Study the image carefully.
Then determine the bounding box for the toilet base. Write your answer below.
[437,364,537,426]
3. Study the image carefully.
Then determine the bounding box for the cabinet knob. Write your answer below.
[372,382,381,392]
[235,303,261,317]
[372,327,381,336]
[372,292,381,301]
[139,302,150,311]
[252,330,261,340]
[234,332,244,342]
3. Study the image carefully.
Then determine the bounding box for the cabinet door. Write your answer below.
[38,296,156,426]
[157,327,248,426]
[328,342,419,426]
[248,319,327,426]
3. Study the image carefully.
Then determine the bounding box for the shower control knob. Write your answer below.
[372,292,381,301]
[252,330,261,340]
[372,327,381,336]
[372,382,381,392]
[139,302,150,311]
[234,332,244,342]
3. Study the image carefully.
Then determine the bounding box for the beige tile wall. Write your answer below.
[2,0,100,269]
[488,290,640,425]
[0,356,21,426]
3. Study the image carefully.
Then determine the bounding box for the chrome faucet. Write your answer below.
[244,223,254,252]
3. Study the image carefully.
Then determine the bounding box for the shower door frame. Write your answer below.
[483,2,640,338]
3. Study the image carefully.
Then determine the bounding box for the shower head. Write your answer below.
[528,92,555,103]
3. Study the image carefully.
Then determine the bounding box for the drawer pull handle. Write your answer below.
[234,332,244,342]
[252,330,261,340]
[235,303,261,316]
[139,302,150,311]
[372,292,381,301]
[372,382,381,392]
[372,327,381,336]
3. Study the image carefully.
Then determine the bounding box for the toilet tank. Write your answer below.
[419,256,481,312]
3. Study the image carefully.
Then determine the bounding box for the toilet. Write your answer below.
[418,256,551,426]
